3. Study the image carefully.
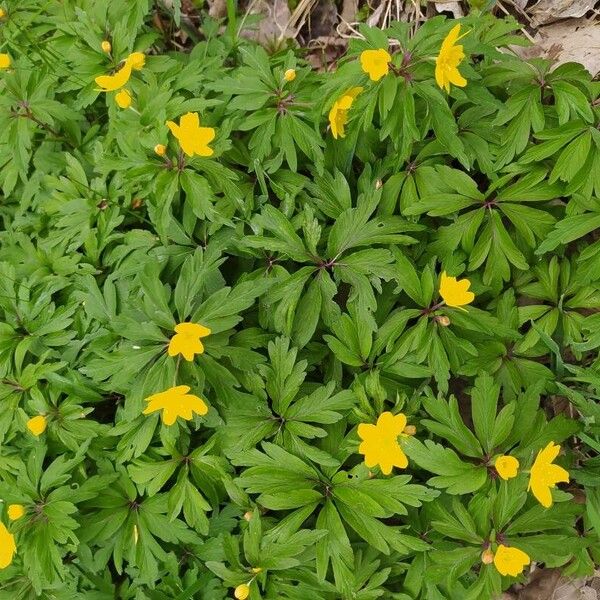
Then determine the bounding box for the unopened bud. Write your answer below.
[243,511,253,522]
[283,68,296,82]
[403,425,416,436]
[375,179,383,189]
[154,143,166,156]
[101,40,111,53]
[435,315,450,326]
[250,567,262,573]
[481,548,494,564]
[234,584,250,600]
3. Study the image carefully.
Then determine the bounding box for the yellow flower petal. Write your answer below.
[328,87,363,139]
[528,441,569,508]
[143,385,208,426]
[435,24,468,93]
[7,505,24,521]
[0,53,11,70]
[0,522,15,569]
[495,455,519,480]
[360,49,391,82]
[357,411,410,474]
[439,271,475,308]
[166,112,216,158]
[126,52,145,70]
[493,544,530,577]
[26,415,47,436]
[95,62,133,92]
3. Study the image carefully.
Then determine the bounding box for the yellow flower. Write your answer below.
[495,455,519,480]
[7,505,24,521]
[439,271,474,308]
[360,49,391,82]
[234,584,250,600]
[0,522,15,569]
[357,412,414,475]
[528,441,569,508]
[26,415,47,436]
[435,24,467,93]
[101,40,112,53]
[94,52,145,92]
[142,385,208,426]
[115,89,132,109]
[493,544,530,577]
[154,144,166,156]
[284,68,296,82]
[328,87,363,139]
[0,53,11,70]
[168,322,211,361]
[166,112,215,158]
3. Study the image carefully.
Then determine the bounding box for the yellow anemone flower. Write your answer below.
[7,505,24,521]
[166,112,215,158]
[495,455,519,480]
[328,87,363,139]
[168,322,211,361]
[357,412,414,475]
[0,53,11,70]
[439,271,474,308]
[142,385,208,426]
[435,24,468,93]
[528,441,569,508]
[0,522,15,569]
[493,544,530,577]
[26,415,47,436]
[94,52,145,92]
[360,49,391,82]
[115,89,132,109]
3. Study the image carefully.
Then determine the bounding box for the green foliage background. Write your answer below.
[0,1,600,598]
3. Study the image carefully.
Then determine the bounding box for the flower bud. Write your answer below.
[481,548,494,564]
[250,567,262,574]
[403,425,416,436]
[26,415,47,436]
[115,89,132,109]
[234,584,250,600]
[243,511,253,522]
[435,315,450,326]
[7,504,24,521]
[154,144,166,156]
[283,68,296,82]
[101,40,111,53]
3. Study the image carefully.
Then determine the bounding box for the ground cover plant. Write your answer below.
[0,1,599,599]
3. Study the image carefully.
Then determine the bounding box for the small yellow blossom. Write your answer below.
[360,49,391,82]
[168,322,211,361]
[284,68,296,82]
[26,415,47,436]
[166,112,215,158]
[528,441,569,508]
[493,544,530,577]
[495,455,519,480]
[357,412,414,475]
[435,24,467,93]
[154,144,166,156]
[95,52,145,92]
[328,87,363,139]
[0,522,15,569]
[0,53,11,70]
[101,40,112,53]
[143,385,208,426]
[439,271,474,308]
[7,505,24,521]
[115,89,132,109]
[234,584,250,600]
